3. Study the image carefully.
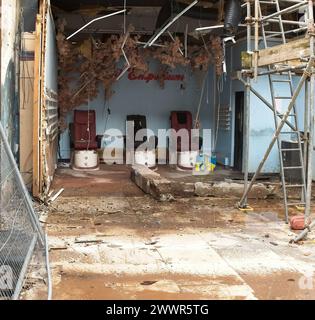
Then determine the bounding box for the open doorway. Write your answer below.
[234,91,244,172]
[29,0,237,199]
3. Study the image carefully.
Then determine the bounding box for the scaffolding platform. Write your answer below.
[257,37,312,68]
[239,0,315,242]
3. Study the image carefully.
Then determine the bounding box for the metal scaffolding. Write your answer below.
[238,0,315,242]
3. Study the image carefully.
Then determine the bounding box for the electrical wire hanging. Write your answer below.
[194,72,208,129]
[86,86,91,151]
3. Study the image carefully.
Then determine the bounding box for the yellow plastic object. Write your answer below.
[238,205,254,212]
[194,154,216,173]
[303,240,315,244]
[295,205,305,212]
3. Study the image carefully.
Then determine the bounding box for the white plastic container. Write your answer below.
[73,150,99,170]
[135,150,156,168]
[178,151,198,169]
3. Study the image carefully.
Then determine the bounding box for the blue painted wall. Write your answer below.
[222,39,303,173]
[230,39,280,172]
[59,62,216,159]
[214,38,305,173]
[58,37,308,174]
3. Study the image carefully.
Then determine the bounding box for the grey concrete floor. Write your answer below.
[24,165,315,300]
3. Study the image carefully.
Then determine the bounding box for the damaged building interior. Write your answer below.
[2,0,315,301]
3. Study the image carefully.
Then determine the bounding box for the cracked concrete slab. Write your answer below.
[25,166,315,300]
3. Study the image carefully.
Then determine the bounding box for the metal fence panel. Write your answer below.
[0,122,48,300]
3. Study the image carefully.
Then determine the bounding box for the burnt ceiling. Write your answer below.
[51,0,227,41]
[51,0,306,43]
[51,0,220,11]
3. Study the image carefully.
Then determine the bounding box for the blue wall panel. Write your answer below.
[58,38,305,173]
[59,63,216,159]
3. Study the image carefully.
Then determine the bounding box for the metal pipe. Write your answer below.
[239,58,313,207]
[258,64,307,76]
[243,80,251,206]
[156,0,216,29]
[304,0,315,219]
[276,0,286,43]
[145,0,198,48]
[45,233,52,300]
[117,32,131,81]
[247,19,308,26]
[261,1,308,22]
[167,31,184,56]
[246,0,251,52]
[136,41,166,48]
[12,235,37,300]
[308,0,314,55]
[254,0,259,79]
[195,25,224,31]
[305,73,314,219]
[268,18,307,25]
[302,79,309,205]
[238,77,296,131]
[293,219,315,242]
[66,9,127,40]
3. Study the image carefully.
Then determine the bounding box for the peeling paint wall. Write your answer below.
[42,8,59,192]
[1,0,21,155]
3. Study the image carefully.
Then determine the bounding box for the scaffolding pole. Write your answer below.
[305,72,314,219]
[239,58,313,208]
[305,0,315,216]
[240,0,315,241]
[238,77,297,131]
[243,80,251,206]
[293,0,315,241]
[302,79,309,204]
[242,0,252,207]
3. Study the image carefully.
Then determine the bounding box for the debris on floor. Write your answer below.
[40,191,315,300]
[132,164,276,201]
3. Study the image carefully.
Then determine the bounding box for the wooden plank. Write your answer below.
[258,37,310,67]
[32,14,42,198]
[40,0,47,195]
[33,0,51,198]
[20,32,35,188]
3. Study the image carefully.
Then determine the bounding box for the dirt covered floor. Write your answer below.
[35,166,315,300]
[157,164,277,183]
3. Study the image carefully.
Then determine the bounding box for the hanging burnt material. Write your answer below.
[56,23,150,129]
[189,35,224,75]
[224,0,242,36]
[153,37,189,69]
[56,20,224,130]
